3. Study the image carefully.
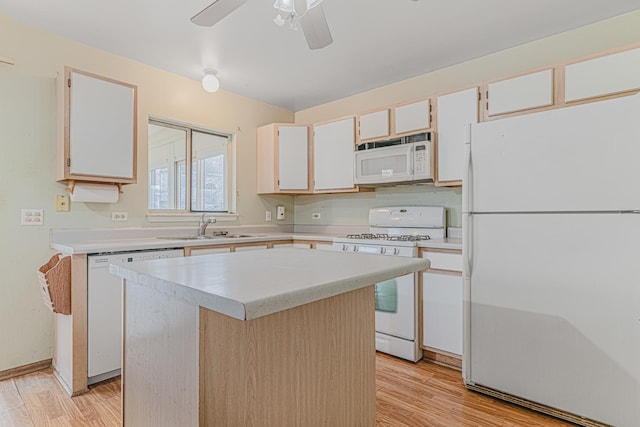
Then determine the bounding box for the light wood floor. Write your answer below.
[1,354,575,426]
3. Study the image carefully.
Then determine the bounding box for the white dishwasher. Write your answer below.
[87,248,184,385]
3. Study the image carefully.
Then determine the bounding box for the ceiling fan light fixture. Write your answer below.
[273,13,285,26]
[202,69,220,93]
[273,0,294,13]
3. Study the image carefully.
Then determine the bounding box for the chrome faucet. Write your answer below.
[197,214,216,236]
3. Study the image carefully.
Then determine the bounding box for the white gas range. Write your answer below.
[332,206,446,362]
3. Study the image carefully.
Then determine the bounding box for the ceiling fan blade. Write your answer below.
[300,4,333,50]
[190,0,249,27]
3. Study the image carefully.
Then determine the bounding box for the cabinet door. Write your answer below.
[292,242,312,249]
[314,242,334,251]
[436,88,478,184]
[233,243,269,252]
[272,242,294,248]
[190,247,232,256]
[314,117,355,191]
[67,69,136,181]
[422,272,463,355]
[358,109,389,141]
[394,100,430,134]
[422,251,462,272]
[487,69,554,116]
[278,125,309,190]
[565,47,640,102]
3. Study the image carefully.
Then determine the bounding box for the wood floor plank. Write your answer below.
[1,355,579,426]
[0,406,35,427]
[0,380,24,415]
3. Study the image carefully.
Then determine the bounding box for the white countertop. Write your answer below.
[110,248,430,321]
[51,230,335,254]
[50,226,461,254]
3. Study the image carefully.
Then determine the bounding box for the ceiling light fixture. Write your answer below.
[202,69,220,93]
[273,0,324,31]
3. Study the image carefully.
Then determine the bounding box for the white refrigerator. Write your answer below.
[462,94,640,427]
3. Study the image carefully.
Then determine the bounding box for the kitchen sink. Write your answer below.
[156,235,220,240]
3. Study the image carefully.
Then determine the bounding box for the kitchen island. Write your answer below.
[110,247,429,426]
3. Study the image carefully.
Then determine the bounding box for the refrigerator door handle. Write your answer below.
[463,213,472,279]
[462,124,473,214]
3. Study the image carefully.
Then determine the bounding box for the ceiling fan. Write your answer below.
[191,0,333,50]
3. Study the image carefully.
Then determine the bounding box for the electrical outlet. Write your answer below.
[21,209,44,226]
[265,210,272,222]
[312,212,321,220]
[56,195,70,212]
[276,206,285,220]
[111,212,128,222]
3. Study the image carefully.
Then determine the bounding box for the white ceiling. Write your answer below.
[2,0,639,111]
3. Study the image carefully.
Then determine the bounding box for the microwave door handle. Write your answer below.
[409,146,414,176]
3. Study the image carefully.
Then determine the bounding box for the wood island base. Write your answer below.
[123,282,376,426]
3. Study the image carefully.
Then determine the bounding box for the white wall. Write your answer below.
[293,11,640,229]
[0,15,294,372]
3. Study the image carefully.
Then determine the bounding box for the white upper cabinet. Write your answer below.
[313,117,356,191]
[256,124,310,194]
[565,47,640,103]
[61,68,137,184]
[277,125,309,190]
[394,99,430,134]
[486,69,554,117]
[358,109,390,141]
[436,87,478,185]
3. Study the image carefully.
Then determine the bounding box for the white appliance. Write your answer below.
[354,133,432,185]
[87,248,183,385]
[332,206,446,362]
[463,94,640,427]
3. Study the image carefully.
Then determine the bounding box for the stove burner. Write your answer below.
[346,233,389,240]
[387,235,431,241]
[345,233,431,241]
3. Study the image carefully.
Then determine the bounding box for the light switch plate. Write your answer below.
[21,209,44,226]
[265,210,272,222]
[56,195,70,212]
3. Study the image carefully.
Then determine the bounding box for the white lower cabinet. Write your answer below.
[292,242,312,249]
[233,243,269,252]
[272,241,331,250]
[421,272,463,356]
[314,242,334,251]
[190,247,232,256]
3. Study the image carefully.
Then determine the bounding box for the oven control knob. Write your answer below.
[380,247,386,254]
[353,245,359,252]
[393,248,400,255]
[341,244,348,251]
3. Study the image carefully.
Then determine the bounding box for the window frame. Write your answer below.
[146,117,237,222]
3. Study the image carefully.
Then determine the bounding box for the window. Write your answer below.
[148,119,234,213]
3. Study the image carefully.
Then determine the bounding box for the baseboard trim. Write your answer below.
[0,359,52,381]
[466,383,609,427]
[422,348,462,370]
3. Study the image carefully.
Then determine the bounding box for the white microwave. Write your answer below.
[354,138,432,185]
